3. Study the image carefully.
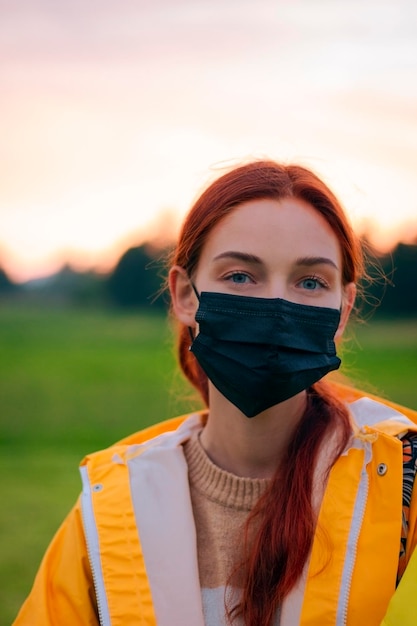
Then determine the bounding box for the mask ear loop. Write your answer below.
[190,282,200,300]
[188,281,200,344]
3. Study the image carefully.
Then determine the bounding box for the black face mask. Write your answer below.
[189,290,342,418]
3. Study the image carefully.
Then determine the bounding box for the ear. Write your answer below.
[335,282,356,339]
[168,265,199,327]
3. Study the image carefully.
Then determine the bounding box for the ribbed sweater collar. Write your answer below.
[183,432,270,511]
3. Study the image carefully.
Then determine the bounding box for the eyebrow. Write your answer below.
[212,251,339,270]
[212,251,264,265]
[295,256,339,270]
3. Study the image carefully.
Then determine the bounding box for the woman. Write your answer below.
[14,160,417,626]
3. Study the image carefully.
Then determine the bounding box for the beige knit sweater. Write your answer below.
[182,431,270,625]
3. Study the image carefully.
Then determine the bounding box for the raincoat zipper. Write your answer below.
[80,465,111,626]
[337,443,371,625]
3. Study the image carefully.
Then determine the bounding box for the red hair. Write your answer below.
[169,160,363,624]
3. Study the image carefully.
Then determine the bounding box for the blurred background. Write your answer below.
[1,0,417,623]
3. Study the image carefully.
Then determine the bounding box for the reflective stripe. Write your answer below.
[80,465,111,626]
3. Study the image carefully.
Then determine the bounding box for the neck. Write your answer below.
[199,386,308,479]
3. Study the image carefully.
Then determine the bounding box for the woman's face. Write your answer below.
[194,197,350,308]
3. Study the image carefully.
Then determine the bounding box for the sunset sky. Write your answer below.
[1,0,417,282]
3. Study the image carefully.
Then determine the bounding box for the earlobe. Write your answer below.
[335,282,356,339]
[168,265,198,327]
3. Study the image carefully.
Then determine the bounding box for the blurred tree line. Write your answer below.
[0,243,170,311]
[0,240,416,318]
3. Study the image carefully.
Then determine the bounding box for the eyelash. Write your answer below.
[298,274,329,290]
[223,271,254,284]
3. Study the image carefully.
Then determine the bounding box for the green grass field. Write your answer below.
[2,304,416,625]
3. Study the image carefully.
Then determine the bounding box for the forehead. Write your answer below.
[199,197,342,265]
